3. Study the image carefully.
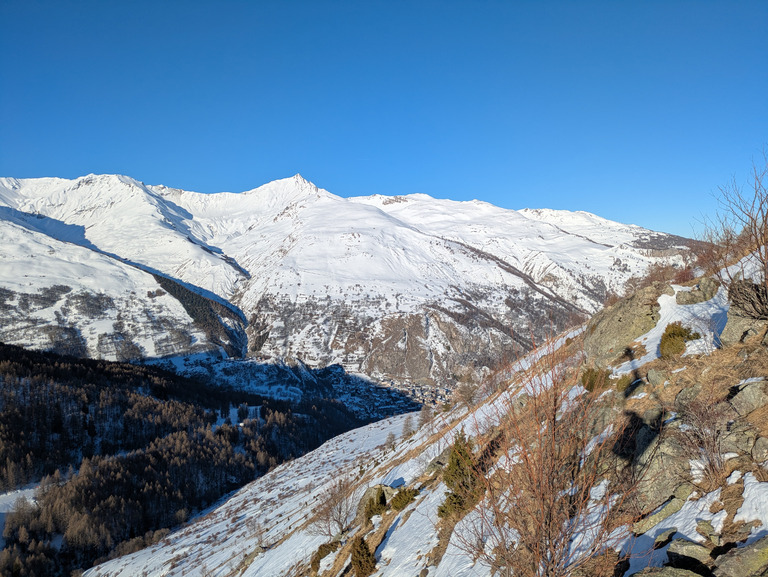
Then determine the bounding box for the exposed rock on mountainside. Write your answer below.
[714,535,768,576]
[0,173,692,389]
[584,282,673,366]
[79,273,768,577]
[675,277,720,305]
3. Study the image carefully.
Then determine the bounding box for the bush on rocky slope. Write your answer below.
[659,322,700,358]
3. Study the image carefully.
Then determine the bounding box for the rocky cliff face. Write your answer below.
[584,282,673,366]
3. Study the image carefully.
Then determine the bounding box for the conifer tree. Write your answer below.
[350,535,376,576]
[438,428,480,517]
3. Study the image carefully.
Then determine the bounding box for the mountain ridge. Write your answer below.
[0,173,693,391]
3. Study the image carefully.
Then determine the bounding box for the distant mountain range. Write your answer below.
[0,173,692,390]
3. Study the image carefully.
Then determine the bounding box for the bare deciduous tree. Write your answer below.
[246,516,266,549]
[455,348,639,577]
[418,403,433,429]
[455,382,478,409]
[309,476,356,538]
[700,153,768,318]
[402,414,415,438]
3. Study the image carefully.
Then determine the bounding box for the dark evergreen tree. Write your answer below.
[438,428,481,518]
[350,536,376,577]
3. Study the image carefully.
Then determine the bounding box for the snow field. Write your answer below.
[0,218,209,359]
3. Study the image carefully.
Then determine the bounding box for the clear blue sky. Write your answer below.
[1,1,766,237]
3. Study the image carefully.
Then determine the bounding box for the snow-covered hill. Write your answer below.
[0,212,224,359]
[82,280,768,577]
[0,173,691,387]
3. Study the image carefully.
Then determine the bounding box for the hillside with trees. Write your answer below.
[0,344,365,576]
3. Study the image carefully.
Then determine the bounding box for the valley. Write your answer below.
[7,173,761,577]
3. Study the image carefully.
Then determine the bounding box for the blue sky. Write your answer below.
[1,1,766,237]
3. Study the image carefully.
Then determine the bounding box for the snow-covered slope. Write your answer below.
[83,281,768,577]
[0,174,692,385]
[0,213,224,360]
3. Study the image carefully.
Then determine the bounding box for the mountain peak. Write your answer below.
[242,174,334,206]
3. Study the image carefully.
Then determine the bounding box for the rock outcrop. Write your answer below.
[714,535,768,577]
[675,277,720,305]
[584,283,673,366]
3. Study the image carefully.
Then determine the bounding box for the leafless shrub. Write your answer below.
[673,266,695,284]
[454,382,478,409]
[672,399,732,490]
[402,414,415,438]
[309,476,356,538]
[700,152,768,318]
[454,343,640,577]
[245,517,266,548]
[418,403,434,429]
[624,262,679,296]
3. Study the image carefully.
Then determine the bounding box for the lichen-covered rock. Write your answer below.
[648,368,668,386]
[720,312,768,346]
[675,383,702,409]
[635,430,689,511]
[697,519,721,546]
[425,445,452,474]
[674,484,694,501]
[355,484,398,524]
[643,406,665,428]
[634,497,685,535]
[752,436,768,463]
[667,538,713,567]
[676,278,720,305]
[730,380,768,416]
[584,283,672,366]
[655,527,679,548]
[720,421,757,455]
[633,567,706,576]
[714,535,768,576]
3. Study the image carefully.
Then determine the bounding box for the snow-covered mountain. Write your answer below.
[81,282,768,577]
[0,173,691,388]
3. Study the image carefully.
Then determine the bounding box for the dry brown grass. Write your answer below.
[426,515,461,571]
[321,538,352,577]
[571,550,622,577]
[683,353,739,402]
[635,341,768,407]
[734,345,768,379]
[746,404,768,436]
[753,465,768,483]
